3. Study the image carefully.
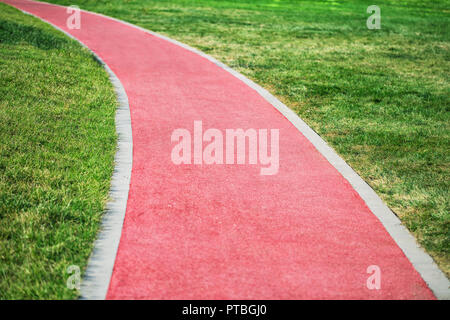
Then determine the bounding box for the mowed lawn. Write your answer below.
[0,3,117,299]
[45,0,449,276]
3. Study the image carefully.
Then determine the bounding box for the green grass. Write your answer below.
[0,3,117,299]
[0,0,448,299]
[43,0,449,276]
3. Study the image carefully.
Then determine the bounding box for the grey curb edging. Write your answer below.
[16,0,449,300]
[13,4,133,300]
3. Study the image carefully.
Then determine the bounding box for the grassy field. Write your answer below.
[43,0,449,276]
[0,3,117,299]
[0,0,448,300]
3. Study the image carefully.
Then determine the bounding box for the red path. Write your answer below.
[4,0,435,299]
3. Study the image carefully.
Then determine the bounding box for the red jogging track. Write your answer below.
[4,0,436,299]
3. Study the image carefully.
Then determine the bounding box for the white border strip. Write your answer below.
[10,3,133,300]
[14,0,449,299]
[81,4,450,300]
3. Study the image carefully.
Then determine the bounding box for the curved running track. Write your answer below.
[4,0,445,299]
